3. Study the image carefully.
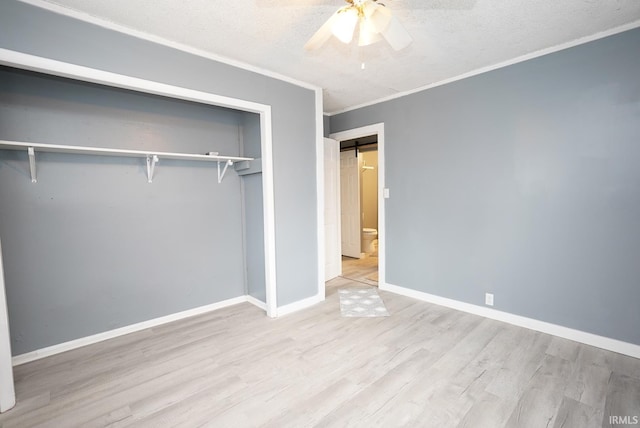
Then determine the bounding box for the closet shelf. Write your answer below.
[0,140,253,184]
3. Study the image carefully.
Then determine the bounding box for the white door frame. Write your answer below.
[0,48,278,318]
[330,123,386,285]
[0,239,15,413]
[314,94,326,301]
[0,49,282,398]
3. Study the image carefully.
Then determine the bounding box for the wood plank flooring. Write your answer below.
[1,278,639,427]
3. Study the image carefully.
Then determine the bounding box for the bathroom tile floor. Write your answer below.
[341,254,378,286]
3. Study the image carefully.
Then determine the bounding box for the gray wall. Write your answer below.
[332,28,640,345]
[0,67,247,354]
[0,0,319,354]
[323,115,331,137]
[240,113,266,303]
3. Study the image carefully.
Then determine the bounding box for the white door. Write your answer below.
[340,150,361,258]
[0,239,15,413]
[324,138,341,280]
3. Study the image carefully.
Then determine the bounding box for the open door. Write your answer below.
[340,149,361,258]
[0,238,15,413]
[324,138,341,280]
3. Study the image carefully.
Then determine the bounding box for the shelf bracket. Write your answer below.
[28,147,37,183]
[217,160,233,183]
[146,155,159,183]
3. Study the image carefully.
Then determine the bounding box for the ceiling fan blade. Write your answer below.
[304,12,339,50]
[368,4,392,34]
[381,15,413,50]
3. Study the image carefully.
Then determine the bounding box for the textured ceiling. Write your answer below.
[39,0,640,113]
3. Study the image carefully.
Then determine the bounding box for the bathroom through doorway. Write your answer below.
[326,122,386,289]
[339,134,379,286]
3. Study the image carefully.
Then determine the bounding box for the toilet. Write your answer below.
[361,228,378,254]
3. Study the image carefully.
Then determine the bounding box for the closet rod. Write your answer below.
[0,140,253,184]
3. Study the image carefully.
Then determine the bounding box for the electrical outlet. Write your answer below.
[485,293,494,306]
[383,188,390,198]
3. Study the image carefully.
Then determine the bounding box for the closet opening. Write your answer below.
[0,49,277,400]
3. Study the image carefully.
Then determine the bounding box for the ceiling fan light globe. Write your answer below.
[361,0,379,19]
[358,19,382,46]
[331,8,359,44]
[304,0,410,51]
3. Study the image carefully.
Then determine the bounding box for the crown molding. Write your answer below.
[328,19,640,116]
[19,0,321,92]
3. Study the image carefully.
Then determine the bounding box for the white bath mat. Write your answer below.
[339,288,389,317]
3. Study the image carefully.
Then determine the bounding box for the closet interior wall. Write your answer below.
[239,112,266,304]
[0,66,260,356]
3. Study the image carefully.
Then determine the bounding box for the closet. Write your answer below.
[0,65,267,369]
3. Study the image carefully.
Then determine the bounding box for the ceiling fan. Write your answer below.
[305,0,413,51]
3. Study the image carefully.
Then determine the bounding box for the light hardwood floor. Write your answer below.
[1,279,639,427]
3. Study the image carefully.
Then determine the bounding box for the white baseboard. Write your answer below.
[277,293,324,316]
[246,295,267,310]
[380,282,640,359]
[11,291,328,366]
[12,295,247,366]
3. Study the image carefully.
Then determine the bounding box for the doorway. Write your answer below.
[327,123,386,288]
[340,136,379,285]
